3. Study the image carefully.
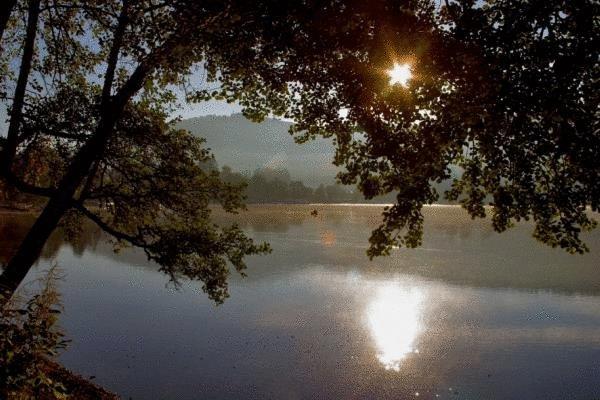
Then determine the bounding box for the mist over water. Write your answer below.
[4,205,600,399]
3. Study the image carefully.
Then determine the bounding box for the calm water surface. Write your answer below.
[3,205,600,399]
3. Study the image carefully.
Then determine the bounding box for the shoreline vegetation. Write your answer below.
[37,360,118,400]
[1,358,118,399]
[0,265,118,400]
[0,165,452,214]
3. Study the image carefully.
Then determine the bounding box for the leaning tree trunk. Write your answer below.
[0,0,135,309]
[0,84,143,308]
[0,192,70,304]
[0,0,159,308]
[0,168,85,307]
[0,128,111,308]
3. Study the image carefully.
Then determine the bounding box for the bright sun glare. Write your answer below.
[387,63,412,87]
[367,284,424,372]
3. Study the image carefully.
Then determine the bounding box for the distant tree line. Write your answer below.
[1,0,596,310]
[0,155,393,207]
[219,164,396,204]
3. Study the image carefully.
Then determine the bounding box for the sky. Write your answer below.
[177,99,243,120]
[0,98,245,136]
[0,47,245,135]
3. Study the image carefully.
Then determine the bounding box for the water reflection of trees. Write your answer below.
[0,214,104,266]
[0,207,355,262]
[2,206,599,297]
[217,206,600,297]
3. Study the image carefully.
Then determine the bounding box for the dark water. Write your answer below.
[3,205,600,399]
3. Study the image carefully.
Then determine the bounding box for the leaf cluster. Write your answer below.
[0,268,69,399]
[194,0,599,255]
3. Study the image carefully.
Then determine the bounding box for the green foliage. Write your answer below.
[0,0,278,303]
[0,269,69,399]
[194,0,599,256]
[0,0,597,310]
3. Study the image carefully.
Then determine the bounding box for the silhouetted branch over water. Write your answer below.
[0,0,597,307]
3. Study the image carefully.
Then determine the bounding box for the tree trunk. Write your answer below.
[0,0,126,308]
[0,0,44,309]
[0,130,110,308]
[0,0,17,45]
[0,1,155,308]
[0,193,69,305]
[2,0,41,171]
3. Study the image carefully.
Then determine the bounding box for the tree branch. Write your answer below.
[0,0,17,44]
[1,168,56,197]
[73,201,144,246]
[2,0,41,173]
[101,0,130,104]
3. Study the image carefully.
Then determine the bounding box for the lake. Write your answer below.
[3,205,600,399]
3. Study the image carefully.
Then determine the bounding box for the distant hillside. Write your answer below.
[176,114,338,187]
[176,113,458,201]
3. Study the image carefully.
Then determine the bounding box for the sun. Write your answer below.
[387,63,412,87]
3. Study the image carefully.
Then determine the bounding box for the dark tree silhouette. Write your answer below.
[0,0,277,306]
[0,0,597,307]
[194,0,598,257]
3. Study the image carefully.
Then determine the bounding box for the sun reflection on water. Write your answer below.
[367,284,424,371]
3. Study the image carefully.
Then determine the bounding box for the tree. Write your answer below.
[194,0,598,256]
[220,165,247,187]
[314,184,327,203]
[0,0,597,308]
[0,0,279,306]
[288,180,313,202]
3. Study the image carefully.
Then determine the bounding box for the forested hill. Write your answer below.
[176,114,339,187]
[176,113,457,204]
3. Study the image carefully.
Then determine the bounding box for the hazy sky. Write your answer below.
[0,99,244,135]
[0,58,244,134]
[177,99,243,119]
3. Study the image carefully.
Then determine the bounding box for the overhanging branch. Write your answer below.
[0,164,56,198]
[72,201,144,247]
